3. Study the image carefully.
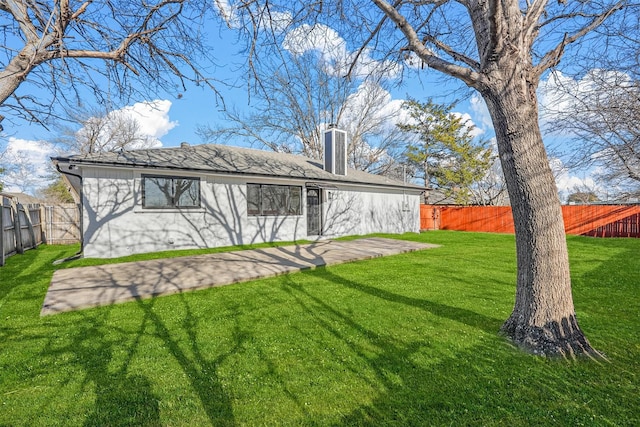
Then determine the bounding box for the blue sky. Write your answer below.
[0,4,609,200]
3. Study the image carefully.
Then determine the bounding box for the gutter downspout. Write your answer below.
[55,162,84,259]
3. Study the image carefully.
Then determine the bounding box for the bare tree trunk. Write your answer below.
[482,72,601,358]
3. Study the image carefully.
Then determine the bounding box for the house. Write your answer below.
[0,192,44,205]
[52,129,425,258]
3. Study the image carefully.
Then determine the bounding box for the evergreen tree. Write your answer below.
[398,98,493,205]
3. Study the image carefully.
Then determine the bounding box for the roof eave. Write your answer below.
[54,157,425,192]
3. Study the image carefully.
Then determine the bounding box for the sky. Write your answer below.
[0,3,614,200]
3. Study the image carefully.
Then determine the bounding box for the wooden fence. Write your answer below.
[44,204,81,245]
[1,197,81,266]
[1,199,45,266]
[420,204,640,238]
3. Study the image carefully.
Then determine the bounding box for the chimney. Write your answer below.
[323,127,347,176]
[180,141,190,148]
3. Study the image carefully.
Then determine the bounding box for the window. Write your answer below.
[142,175,201,209]
[247,184,302,216]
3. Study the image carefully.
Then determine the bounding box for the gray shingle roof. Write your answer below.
[53,143,424,191]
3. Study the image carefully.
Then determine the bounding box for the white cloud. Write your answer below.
[74,99,175,152]
[538,69,635,128]
[470,95,493,132]
[340,81,404,134]
[283,23,401,79]
[451,111,485,138]
[1,138,57,193]
[214,0,240,28]
[118,99,177,140]
[549,157,601,202]
[215,1,293,30]
[283,24,346,59]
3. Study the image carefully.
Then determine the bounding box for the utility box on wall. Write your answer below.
[324,127,347,176]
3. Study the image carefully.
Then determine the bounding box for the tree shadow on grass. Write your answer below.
[0,245,75,306]
[304,267,503,335]
[275,272,504,424]
[40,294,241,426]
[131,295,243,426]
[279,268,633,426]
[39,309,162,427]
[2,243,255,426]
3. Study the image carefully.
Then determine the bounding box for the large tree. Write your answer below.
[0,0,219,130]
[237,0,631,357]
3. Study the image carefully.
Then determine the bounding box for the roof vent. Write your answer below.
[324,128,347,176]
[180,142,190,148]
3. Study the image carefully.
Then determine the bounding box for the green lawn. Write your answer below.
[0,231,638,426]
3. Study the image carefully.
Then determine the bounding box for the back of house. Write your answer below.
[52,134,424,258]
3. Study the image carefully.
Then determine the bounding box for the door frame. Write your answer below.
[306,187,322,236]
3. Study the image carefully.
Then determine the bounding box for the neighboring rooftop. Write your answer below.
[0,192,43,205]
[53,143,424,191]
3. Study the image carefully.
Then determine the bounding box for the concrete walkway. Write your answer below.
[42,237,438,315]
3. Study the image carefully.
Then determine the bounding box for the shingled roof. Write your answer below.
[53,143,424,191]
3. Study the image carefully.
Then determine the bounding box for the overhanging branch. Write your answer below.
[371,0,482,88]
[533,1,625,78]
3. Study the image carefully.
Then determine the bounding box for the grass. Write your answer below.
[0,231,638,426]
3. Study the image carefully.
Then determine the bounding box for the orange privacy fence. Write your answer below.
[420,204,640,237]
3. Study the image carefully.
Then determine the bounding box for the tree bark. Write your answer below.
[0,44,40,105]
[481,68,602,358]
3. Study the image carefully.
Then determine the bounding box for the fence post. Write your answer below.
[12,201,24,254]
[45,205,51,244]
[0,198,5,267]
[22,204,36,250]
[40,205,47,244]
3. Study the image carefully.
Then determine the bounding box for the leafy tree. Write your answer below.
[237,0,633,357]
[437,138,494,205]
[398,98,493,205]
[38,175,75,203]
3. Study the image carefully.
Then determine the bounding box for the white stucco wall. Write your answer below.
[80,166,421,258]
[323,186,420,237]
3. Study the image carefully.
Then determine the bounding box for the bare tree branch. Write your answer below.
[522,0,549,49]
[533,1,625,77]
[371,0,482,87]
[0,0,222,130]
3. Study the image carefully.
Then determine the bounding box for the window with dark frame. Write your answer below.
[142,175,201,209]
[247,184,302,216]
